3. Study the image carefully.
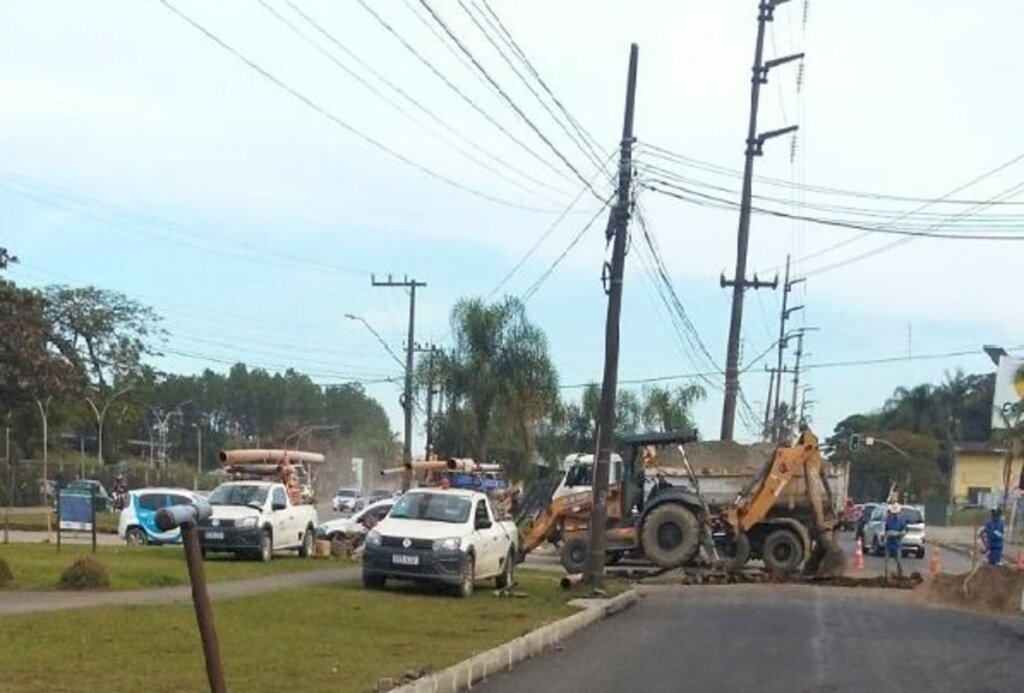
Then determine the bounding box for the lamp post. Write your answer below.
[84,385,134,465]
[193,422,202,490]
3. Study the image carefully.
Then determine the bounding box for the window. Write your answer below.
[475,500,490,525]
[271,488,287,508]
[390,493,471,523]
[372,505,392,520]
[169,494,192,506]
[137,494,166,511]
[208,484,268,508]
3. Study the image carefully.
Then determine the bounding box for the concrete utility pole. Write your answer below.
[720,0,803,441]
[414,344,440,459]
[584,43,639,590]
[771,255,804,441]
[371,275,426,491]
[790,330,806,420]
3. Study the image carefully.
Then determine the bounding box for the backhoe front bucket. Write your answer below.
[807,534,848,578]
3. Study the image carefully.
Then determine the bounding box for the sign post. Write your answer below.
[58,484,96,553]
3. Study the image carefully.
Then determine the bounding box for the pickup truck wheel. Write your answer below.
[298,528,314,558]
[641,504,700,568]
[496,551,515,589]
[560,537,589,574]
[125,527,147,547]
[259,530,273,563]
[762,529,804,575]
[456,555,475,598]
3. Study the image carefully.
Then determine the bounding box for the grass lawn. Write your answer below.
[0,543,348,590]
[0,570,602,693]
[4,509,120,533]
[948,507,990,527]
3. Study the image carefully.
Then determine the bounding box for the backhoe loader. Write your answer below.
[518,427,847,577]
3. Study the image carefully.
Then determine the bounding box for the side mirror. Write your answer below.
[271,501,287,511]
[476,517,492,530]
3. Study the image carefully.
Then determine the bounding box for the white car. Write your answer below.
[362,488,519,597]
[118,488,205,546]
[332,487,364,513]
[316,499,395,541]
[865,504,926,558]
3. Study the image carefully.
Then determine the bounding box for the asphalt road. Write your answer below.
[478,585,1024,693]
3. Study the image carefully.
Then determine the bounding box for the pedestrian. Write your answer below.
[980,508,1005,566]
[883,502,908,579]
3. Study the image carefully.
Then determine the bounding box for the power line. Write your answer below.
[352,0,572,187]
[157,0,554,213]
[519,202,611,302]
[415,0,601,198]
[282,0,570,201]
[160,346,400,383]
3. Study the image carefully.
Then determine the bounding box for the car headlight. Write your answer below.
[366,530,382,547]
[238,517,257,528]
[433,537,461,552]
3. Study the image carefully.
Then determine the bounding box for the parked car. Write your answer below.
[332,487,364,513]
[198,481,319,561]
[118,488,205,546]
[854,502,881,544]
[316,498,395,541]
[369,488,398,503]
[63,479,113,513]
[362,488,519,597]
[865,504,926,558]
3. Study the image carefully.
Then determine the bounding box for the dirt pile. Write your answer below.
[922,565,1024,614]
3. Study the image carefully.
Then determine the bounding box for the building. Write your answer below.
[950,442,1022,506]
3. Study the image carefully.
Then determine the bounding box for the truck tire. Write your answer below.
[496,550,515,589]
[298,528,314,558]
[560,537,589,574]
[259,530,273,563]
[762,528,804,575]
[641,504,700,568]
[725,532,751,573]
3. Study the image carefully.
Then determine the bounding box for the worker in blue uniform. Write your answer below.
[981,508,1005,566]
[883,502,908,579]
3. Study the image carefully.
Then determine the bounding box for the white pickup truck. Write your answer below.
[362,488,519,597]
[198,481,319,562]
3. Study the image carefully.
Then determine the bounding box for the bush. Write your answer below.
[0,558,12,589]
[58,556,109,590]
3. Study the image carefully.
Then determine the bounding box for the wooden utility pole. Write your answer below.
[372,275,426,491]
[414,344,439,459]
[584,43,639,590]
[720,0,802,440]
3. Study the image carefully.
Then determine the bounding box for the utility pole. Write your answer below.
[372,275,426,491]
[415,344,440,459]
[584,43,639,591]
[720,0,803,441]
[771,255,804,442]
[790,330,806,420]
[762,366,776,436]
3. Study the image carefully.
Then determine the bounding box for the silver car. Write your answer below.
[865,504,926,558]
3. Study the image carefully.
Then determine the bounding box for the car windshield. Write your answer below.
[389,492,471,524]
[336,489,357,497]
[901,508,924,524]
[565,463,593,487]
[208,484,268,508]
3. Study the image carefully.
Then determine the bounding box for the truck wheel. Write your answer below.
[125,527,147,547]
[259,530,273,563]
[496,551,515,589]
[725,533,751,572]
[641,504,700,568]
[298,528,314,558]
[456,555,475,598]
[560,537,589,574]
[762,529,804,575]
[362,571,386,589]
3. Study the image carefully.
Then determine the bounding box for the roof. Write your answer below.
[954,442,1007,454]
[129,487,200,495]
[405,487,477,500]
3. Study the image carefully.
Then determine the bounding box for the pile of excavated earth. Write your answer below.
[922,565,1024,614]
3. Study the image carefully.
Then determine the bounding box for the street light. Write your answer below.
[344,314,405,370]
[84,385,135,465]
[192,422,202,490]
[150,399,192,469]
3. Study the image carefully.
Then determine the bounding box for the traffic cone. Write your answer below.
[853,537,864,571]
[929,548,941,576]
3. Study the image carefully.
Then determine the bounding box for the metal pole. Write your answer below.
[181,522,227,693]
[772,256,791,441]
[790,330,805,419]
[4,427,10,544]
[424,350,435,459]
[196,426,203,490]
[585,43,638,590]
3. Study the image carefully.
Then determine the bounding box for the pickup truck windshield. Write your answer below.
[208,484,268,507]
[390,493,471,524]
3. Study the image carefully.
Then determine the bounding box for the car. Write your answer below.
[62,479,113,513]
[369,488,396,504]
[362,488,519,597]
[118,488,205,546]
[864,504,926,558]
[316,498,395,542]
[332,487,364,513]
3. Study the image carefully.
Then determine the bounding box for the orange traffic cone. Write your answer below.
[929,548,941,576]
[853,537,864,571]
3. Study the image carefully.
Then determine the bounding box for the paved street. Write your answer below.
[479,585,1024,693]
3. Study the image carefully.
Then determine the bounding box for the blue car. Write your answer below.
[118,488,203,546]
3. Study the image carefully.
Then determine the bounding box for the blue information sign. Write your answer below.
[59,491,94,531]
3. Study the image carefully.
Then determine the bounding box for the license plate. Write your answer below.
[392,554,419,566]
[206,531,224,540]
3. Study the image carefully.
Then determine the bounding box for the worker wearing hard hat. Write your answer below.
[883,502,908,578]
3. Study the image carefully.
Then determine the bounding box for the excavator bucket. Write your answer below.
[806,534,848,578]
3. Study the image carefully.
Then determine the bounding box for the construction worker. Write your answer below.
[980,508,1005,566]
[884,502,908,578]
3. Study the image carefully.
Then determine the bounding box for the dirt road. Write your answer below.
[478,584,1024,692]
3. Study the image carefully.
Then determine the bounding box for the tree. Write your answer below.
[641,384,705,433]
[847,431,945,502]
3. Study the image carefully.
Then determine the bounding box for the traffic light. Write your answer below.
[849,434,861,452]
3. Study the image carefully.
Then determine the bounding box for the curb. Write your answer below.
[928,539,974,559]
[390,589,639,693]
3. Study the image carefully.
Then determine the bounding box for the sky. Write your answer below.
[2,0,1023,451]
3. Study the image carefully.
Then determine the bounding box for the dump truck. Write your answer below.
[519,427,846,577]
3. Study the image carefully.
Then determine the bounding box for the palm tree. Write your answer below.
[641,384,706,433]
